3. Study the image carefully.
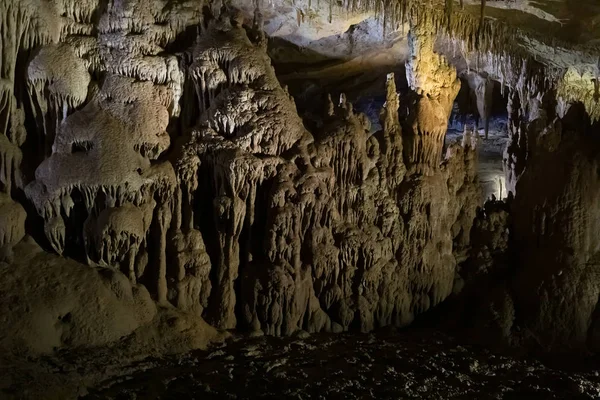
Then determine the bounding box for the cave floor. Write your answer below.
[81,329,600,400]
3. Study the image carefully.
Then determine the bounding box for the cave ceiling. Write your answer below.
[230,0,599,120]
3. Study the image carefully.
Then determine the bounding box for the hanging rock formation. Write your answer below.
[463,71,494,138]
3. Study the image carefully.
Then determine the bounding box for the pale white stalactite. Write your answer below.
[463,71,494,138]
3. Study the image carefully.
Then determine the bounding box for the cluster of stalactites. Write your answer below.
[97,0,202,47]
[0,0,56,137]
[83,201,156,281]
[188,18,272,116]
[26,165,177,256]
[341,0,514,54]
[556,67,600,123]
[25,72,177,258]
[95,0,203,119]
[341,0,577,119]
[26,43,92,150]
[185,17,308,159]
[0,0,104,131]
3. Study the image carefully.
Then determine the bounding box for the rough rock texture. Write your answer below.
[0,237,156,354]
[0,0,215,357]
[3,1,483,353]
[82,330,600,400]
[506,103,600,351]
[0,0,476,363]
[450,96,600,353]
[171,18,480,336]
[403,16,462,173]
[1,0,600,369]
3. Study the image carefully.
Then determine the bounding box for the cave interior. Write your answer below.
[1,0,600,398]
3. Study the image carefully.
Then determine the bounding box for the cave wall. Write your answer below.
[1,0,599,355]
[0,0,484,352]
[171,18,481,335]
[451,87,600,353]
[499,98,600,351]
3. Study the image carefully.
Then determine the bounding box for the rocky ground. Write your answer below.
[80,329,600,400]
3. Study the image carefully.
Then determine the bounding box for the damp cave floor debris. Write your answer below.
[74,329,600,400]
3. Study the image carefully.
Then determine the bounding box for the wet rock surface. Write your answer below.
[85,330,600,400]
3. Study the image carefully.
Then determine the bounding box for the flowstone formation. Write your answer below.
[170,15,481,335]
[0,0,485,355]
[1,0,600,364]
[403,15,461,173]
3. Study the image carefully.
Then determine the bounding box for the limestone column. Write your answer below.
[403,18,461,174]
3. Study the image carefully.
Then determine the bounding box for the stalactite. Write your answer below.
[480,0,486,27]
[445,0,453,28]
[157,203,172,304]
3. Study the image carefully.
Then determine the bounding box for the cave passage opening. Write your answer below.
[352,74,509,201]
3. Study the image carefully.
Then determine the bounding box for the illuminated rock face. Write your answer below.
[0,1,481,351]
[0,0,600,356]
[173,20,480,334]
[404,19,461,174]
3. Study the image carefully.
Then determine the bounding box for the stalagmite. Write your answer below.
[157,204,172,304]
[168,229,212,315]
[378,73,406,188]
[464,71,494,139]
